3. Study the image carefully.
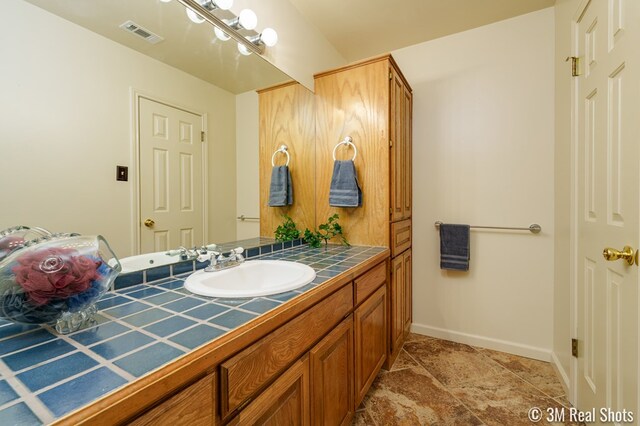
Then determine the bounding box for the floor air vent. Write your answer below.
[120,20,164,44]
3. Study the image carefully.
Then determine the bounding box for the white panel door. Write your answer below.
[139,97,204,253]
[575,0,639,417]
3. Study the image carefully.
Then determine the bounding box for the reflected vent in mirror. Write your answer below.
[119,20,164,44]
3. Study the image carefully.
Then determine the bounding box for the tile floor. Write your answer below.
[354,334,573,425]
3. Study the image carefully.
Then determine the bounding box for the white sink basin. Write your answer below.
[184,260,316,298]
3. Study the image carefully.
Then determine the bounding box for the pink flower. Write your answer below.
[12,247,102,306]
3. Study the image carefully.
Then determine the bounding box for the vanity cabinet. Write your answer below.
[128,373,216,426]
[314,55,412,368]
[309,317,354,426]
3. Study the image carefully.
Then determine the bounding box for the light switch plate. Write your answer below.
[116,166,128,182]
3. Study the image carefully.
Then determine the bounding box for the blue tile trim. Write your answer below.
[113,343,184,377]
[38,367,127,417]
[3,339,75,372]
[0,380,19,406]
[114,271,144,290]
[90,331,155,360]
[0,329,56,357]
[260,245,272,254]
[17,352,98,392]
[145,265,171,283]
[272,242,283,252]
[172,261,194,275]
[246,247,259,259]
[0,402,40,425]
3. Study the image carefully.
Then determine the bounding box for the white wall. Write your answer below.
[232,0,346,90]
[0,0,237,257]
[552,0,579,393]
[235,91,261,240]
[393,8,555,360]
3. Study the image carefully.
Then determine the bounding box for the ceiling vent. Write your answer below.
[119,20,164,44]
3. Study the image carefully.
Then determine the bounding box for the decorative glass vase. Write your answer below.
[0,233,121,334]
[0,226,51,263]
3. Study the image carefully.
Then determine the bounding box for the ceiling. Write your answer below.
[24,0,290,94]
[288,0,555,61]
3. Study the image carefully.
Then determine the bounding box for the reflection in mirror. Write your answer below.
[0,0,295,270]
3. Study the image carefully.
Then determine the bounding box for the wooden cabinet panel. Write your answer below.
[258,82,316,237]
[129,374,215,426]
[354,261,386,305]
[310,317,354,426]
[390,255,404,356]
[403,249,412,336]
[314,59,390,247]
[220,284,353,419]
[390,68,405,223]
[229,356,310,426]
[403,88,412,219]
[354,285,387,406]
[390,219,411,258]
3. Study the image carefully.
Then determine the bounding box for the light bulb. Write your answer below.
[160,0,172,3]
[214,0,233,10]
[261,28,278,47]
[214,26,230,41]
[238,9,257,30]
[186,8,205,24]
[237,42,252,56]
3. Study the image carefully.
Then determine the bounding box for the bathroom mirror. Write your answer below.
[0,0,303,267]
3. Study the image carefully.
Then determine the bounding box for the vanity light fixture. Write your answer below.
[176,0,277,55]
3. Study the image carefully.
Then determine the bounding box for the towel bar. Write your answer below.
[271,145,290,167]
[333,136,357,161]
[434,221,541,234]
[237,215,260,221]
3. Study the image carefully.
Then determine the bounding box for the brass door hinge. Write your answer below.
[571,338,578,357]
[389,72,393,80]
[566,56,580,77]
[389,140,393,148]
[201,131,205,142]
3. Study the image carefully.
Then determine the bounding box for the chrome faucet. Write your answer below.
[198,247,245,272]
[167,244,218,261]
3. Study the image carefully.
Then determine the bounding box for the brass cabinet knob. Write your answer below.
[144,219,155,228]
[602,246,636,265]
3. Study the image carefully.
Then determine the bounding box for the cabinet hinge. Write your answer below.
[566,56,580,77]
[389,140,393,148]
[389,72,393,80]
[201,131,205,142]
[571,338,578,357]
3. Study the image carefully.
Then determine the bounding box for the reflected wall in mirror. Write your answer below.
[0,0,305,266]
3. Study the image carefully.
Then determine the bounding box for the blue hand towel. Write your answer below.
[439,224,470,271]
[329,160,362,207]
[268,165,293,207]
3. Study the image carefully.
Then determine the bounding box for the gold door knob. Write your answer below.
[602,246,636,265]
[144,219,155,228]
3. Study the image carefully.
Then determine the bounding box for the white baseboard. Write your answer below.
[550,351,571,396]
[410,323,551,362]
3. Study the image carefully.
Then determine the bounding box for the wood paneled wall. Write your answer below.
[314,59,390,246]
[258,82,316,237]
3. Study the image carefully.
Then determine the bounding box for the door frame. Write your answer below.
[130,89,209,255]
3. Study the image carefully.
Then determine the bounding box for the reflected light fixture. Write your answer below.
[175,0,277,55]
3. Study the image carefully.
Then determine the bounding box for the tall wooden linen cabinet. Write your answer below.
[314,54,412,368]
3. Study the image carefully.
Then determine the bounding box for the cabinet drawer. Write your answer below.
[354,261,386,305]
[390,219,411,258]
[220,284,353,419]
[129,373,215,426]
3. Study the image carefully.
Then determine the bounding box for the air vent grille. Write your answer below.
[119,20,163,44]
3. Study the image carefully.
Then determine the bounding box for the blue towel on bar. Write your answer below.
[268,165,293,207]
[329,160,362,207]
[439,224,470,271]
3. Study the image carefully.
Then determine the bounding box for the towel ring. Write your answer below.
[271,145,290,167]
[332,136,357,161]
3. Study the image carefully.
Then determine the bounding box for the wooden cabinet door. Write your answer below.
[229,356,310,426]
[129,374,215,426]
[390,67,405,222]
[403,88,412,219]
[310,317,354,426]
[354,285,387,406]
[390,255,405,355]
[403,249,412,336]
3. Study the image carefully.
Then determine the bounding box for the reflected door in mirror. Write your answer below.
[139,98,205,253]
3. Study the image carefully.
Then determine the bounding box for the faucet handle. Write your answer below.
[231,247,244,255]
[206,244,218,251]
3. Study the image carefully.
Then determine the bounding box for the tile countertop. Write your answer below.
[0,244,387,425]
